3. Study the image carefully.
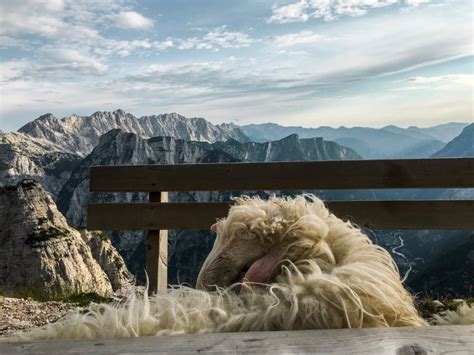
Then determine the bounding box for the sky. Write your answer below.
[0,0,472,131]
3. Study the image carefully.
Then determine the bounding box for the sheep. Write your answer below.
[17,194,437,340]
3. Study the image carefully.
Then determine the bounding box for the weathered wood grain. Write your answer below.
[89,158,474,192]
[2,325,473,354]
[146,191,168,294]
[87,200,474,230]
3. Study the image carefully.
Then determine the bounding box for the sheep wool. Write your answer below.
[19,194,439,340]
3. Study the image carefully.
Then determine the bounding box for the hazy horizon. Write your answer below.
[1,0,473,131]
[0,108,470,134]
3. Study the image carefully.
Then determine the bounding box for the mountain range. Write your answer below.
[18,110,248,157]
[0,110,472,297]
[240,122,469,159]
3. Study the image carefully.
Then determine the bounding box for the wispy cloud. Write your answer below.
[392,74,474,91]
[271,30,327,47]
[268,0,430,23]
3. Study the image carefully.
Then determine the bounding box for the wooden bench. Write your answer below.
[87,158,474,294]
[3,325,473,354]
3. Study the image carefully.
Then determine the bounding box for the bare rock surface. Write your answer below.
[80,230,133,290]
[0,132,81,198]
[0,180,132,300]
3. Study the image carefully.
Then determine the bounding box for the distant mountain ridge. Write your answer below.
[18,110,248,157]
[240,122,469,158]
[432,123,474,157]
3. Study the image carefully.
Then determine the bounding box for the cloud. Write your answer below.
[109,11,154,29]
[0,35,36,49]
[177,27,254,50]
[0,0,65,37]
[405,0,431,6]
[271,30,326,47]
[406,74,473,84]
[392,74,474,91]
[40,46,108,74]
[268,0,311,23]
[268,0,429,23]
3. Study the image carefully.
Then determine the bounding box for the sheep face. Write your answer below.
[196,195,333,290]
[196,218,276,290]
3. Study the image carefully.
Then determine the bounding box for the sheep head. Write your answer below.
[196,195,335,290]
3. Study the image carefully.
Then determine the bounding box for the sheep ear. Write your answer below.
[210,223,218,232]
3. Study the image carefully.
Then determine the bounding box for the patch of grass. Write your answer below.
[417,297,437,319]
[1,287,112,305]
[62,293,112,306]
[416,297,474,319]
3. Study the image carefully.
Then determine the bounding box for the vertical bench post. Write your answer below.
[147,191,168,294]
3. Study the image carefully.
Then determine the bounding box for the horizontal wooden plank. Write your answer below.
[2,325,473,354]
[87,200,474,230]
[89,158,474,192]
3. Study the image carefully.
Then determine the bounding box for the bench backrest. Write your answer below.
[87,158,474,293]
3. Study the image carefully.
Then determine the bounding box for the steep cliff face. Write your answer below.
[80,230,132,291]
[18,110,248,156]
[199,134,361,161]
[0,180,131,300]
[0,133,81,198]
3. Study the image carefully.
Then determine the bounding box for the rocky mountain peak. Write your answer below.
[36,113,56,121]
[0,180,131,300]
[278,133,301,142]
[18,111,249,157]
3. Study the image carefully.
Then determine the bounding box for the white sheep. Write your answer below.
[18,194,473,340]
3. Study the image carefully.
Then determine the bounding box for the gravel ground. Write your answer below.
[0,295,81,338]
[0,286,144,339]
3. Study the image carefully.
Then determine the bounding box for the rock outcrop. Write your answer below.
[80,230,132,291]
[0,180,131,300]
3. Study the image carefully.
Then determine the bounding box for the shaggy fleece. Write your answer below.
[18,194,438,340]
[433,303,474,326]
